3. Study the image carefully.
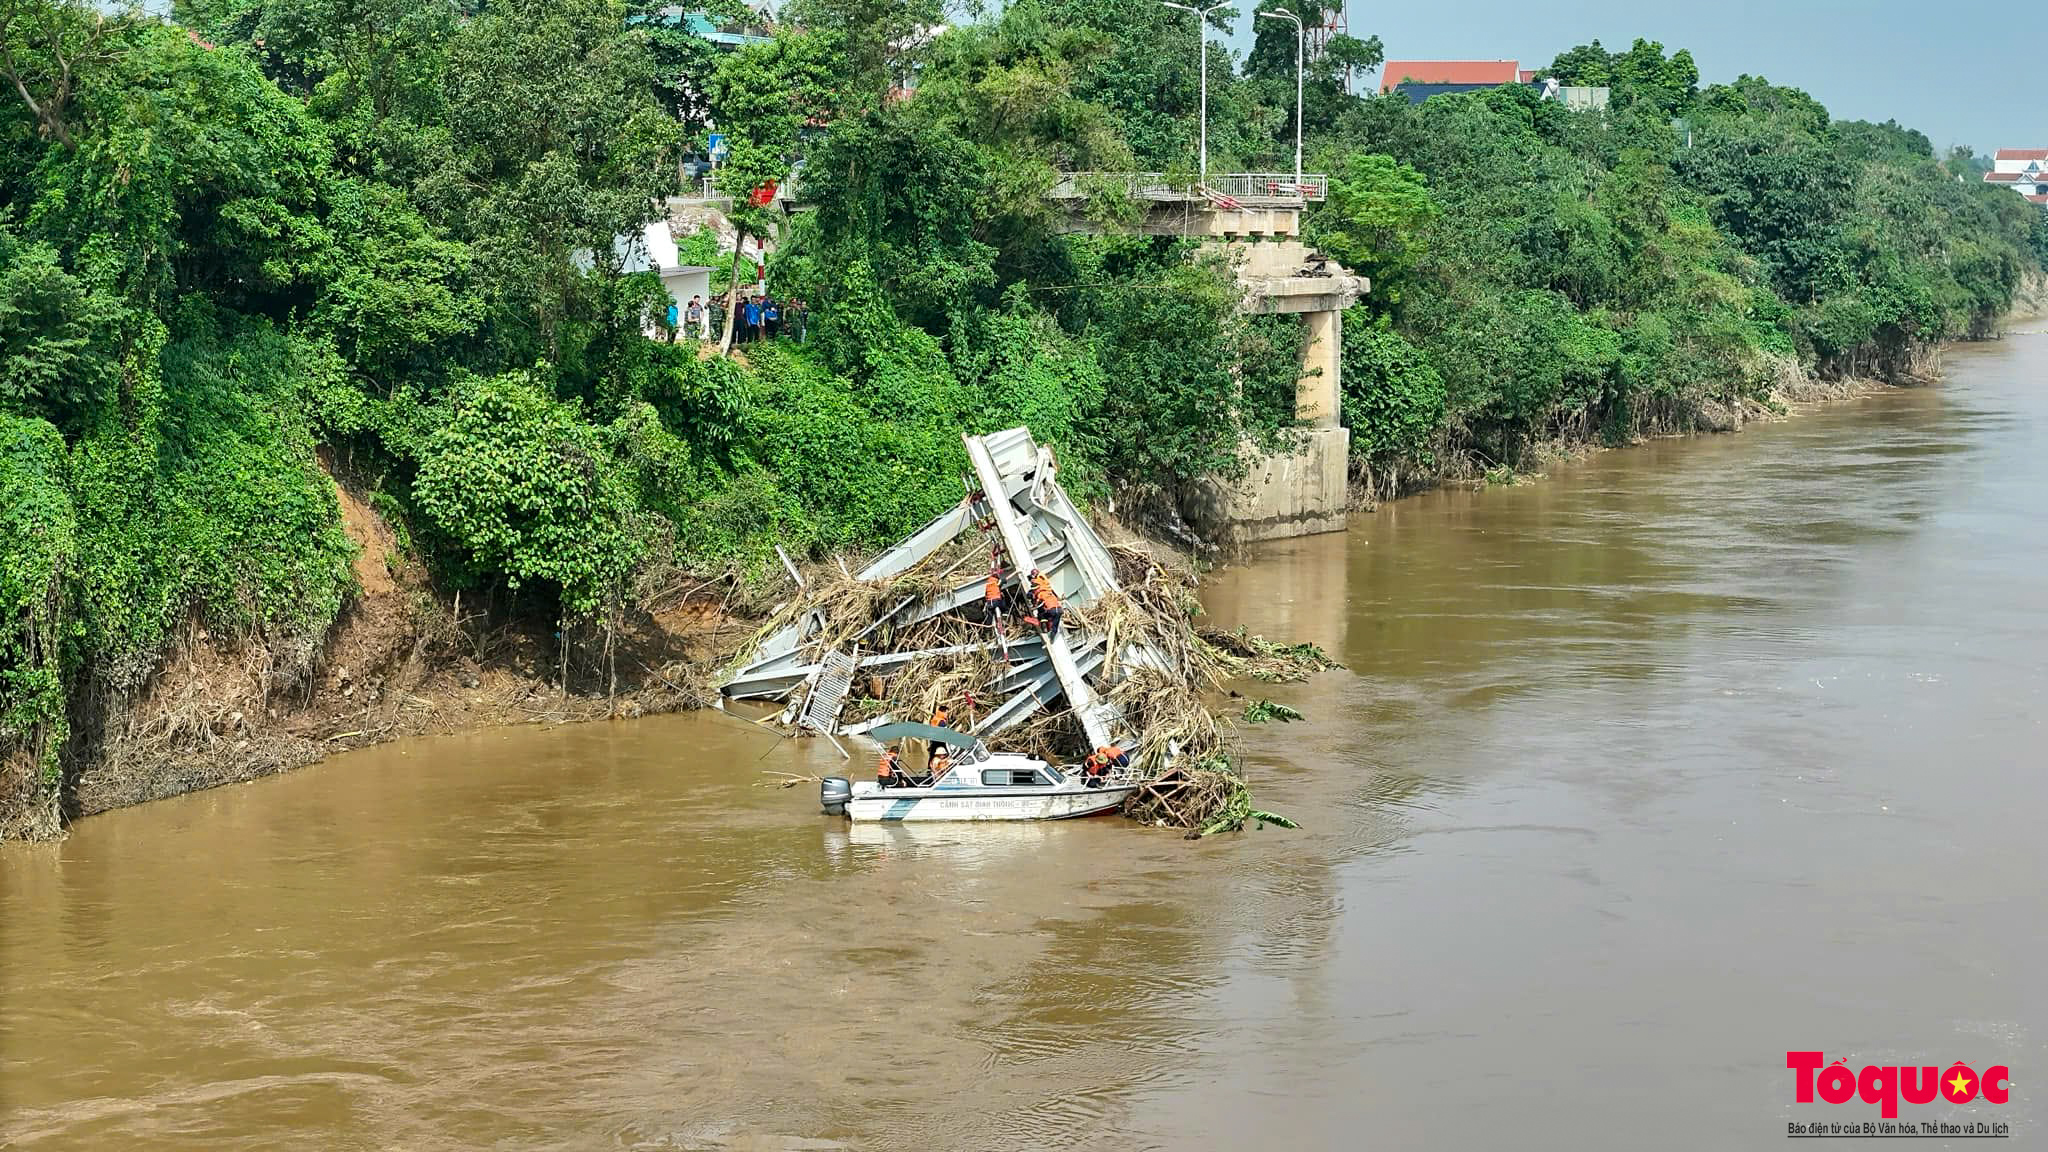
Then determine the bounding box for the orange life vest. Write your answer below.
[877,751,900,781]
[930,705,950,728]
[983,574,1003,602]
[1032,584,1060,611]
[1082,752,1105,776]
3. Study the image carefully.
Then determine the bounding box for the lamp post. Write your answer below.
[1161,0,1230,186]
[1258,8,1303,187]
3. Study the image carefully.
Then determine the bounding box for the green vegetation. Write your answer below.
[0,0,2037,830]
[1319,40,2041,474]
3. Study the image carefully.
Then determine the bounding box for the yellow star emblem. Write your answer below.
[1948,1072,1972,1097]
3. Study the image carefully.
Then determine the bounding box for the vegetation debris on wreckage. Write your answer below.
[727,536,1335,835]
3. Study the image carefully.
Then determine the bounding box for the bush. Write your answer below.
[413,373,645,617]
[1340,322,1445,466]
[0,414,77,803]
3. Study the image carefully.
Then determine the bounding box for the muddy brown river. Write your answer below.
[5,338,2046,1149]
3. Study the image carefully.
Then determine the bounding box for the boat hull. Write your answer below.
[846,783,1135,822]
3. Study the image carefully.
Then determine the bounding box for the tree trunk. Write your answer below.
[720,226,748,355]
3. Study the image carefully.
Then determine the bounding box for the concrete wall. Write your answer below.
[648,267,713,339]
[1183,427,1351,544]
[1126,205,1301,239]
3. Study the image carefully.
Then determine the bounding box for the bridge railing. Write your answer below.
[1208,172,1328,204]
[1046,171,1327,206]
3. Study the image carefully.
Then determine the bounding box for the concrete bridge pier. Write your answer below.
[1185,238,1369,544]
[1040,178,1369,543]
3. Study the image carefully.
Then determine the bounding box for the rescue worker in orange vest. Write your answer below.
[982,567,1007,625]
[877,744,904,789]
[1027,568,1062,635]
[924,702,953,767]
[927,742,952,784]
[1081,744,1129,788]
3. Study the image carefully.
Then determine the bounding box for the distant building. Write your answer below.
[1985,149,2048,203]
[634,6,774,50]
[1378,59,1607,109]
[1554,84,1610,111]
[619,221,716,338]
[1380,59,1523,101]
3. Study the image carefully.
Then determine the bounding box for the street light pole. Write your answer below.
[1162,0,1230,186]
[1258,8,1304,186]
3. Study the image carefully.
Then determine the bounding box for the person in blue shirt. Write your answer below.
[763,297,781,340]
[742,295,763,344]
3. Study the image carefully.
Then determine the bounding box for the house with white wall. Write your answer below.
[1984,149,2048,203]
[620,220,716,339]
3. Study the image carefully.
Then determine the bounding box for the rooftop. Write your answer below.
[1379,59,1522,94]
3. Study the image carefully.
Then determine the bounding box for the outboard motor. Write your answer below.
[820,776,852,816]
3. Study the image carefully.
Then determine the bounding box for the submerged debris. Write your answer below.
[1241,698,1305,724]
[1200,628,1345,683]
[1125,764,1302,838]
[717,427,1336,833]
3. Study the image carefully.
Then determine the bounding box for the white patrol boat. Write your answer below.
[821,722,1137,823]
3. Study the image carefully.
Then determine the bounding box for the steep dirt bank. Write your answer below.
[55,471,748,828]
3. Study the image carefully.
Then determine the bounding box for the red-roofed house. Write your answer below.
[1986,149,2048,200]
[1380,59,1523,98]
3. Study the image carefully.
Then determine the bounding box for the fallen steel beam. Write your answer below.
[964,432,1120,750]
[972,644,1110,739]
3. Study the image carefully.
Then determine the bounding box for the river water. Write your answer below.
[5,338,2046,1149]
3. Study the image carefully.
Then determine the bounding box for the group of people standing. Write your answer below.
[733,293,806,344]
[671,293,808,345]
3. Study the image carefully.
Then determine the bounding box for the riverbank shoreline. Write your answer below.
[3,316,2032,842]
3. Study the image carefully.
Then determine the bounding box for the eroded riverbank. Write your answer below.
[5,333,2044,1148]
[15,330,1998,842]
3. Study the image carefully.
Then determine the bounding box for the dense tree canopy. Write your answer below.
[1,0,2039,830]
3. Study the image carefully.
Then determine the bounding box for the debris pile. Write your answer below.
[717,427,1336,832]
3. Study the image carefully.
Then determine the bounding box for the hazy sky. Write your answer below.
[1219,0,2045,153]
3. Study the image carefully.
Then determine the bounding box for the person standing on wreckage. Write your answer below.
[1026,569,1062,636]
[981,563,1009,628]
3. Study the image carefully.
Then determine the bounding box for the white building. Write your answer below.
[1984,149,2048,204]
[619,220,716,339]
